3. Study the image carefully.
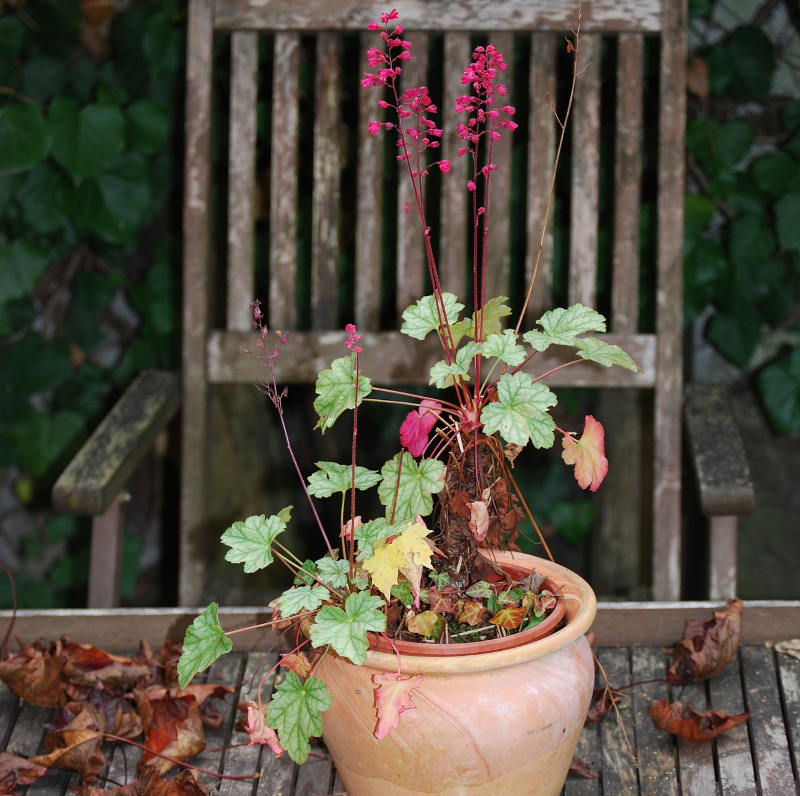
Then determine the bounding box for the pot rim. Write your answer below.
[362,551,596,675]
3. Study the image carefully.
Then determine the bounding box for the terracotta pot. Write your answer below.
[316,551,597,796]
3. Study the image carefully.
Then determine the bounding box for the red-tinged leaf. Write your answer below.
[648,699,750,740]
[406,611,445,639]
[587,686,626,722]
[568,755,598,779]
[237,700,283,756]
[134,686,206,775]
[30,703,106,782]
[489,605,526,631]
[0,638,70,707]
[399,399,442,457]
[561,415,608,492]
[455,599,486,627]
[62,641,152,688]
[279,651,313,679]
[372,672,424,739]
[86,682,143,739]
[428,586,457,615]
[667,598,742,684]
[0,751,47,791]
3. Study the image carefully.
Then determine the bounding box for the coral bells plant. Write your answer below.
[178,8,639,766]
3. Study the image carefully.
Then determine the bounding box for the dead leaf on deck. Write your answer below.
[648,699,750,741]
[62,640,153,689]
[0,638,71,707]
[568,755,598,779]
[767,639,800,661]
[134,685,206,775]
[76,766,210,795]
[0,751,48,792]
[667,598,742,684]
[30,702,106,782]
[86,681,143,739]
[586,685,626,722]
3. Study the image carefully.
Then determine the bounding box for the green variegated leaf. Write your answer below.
[482,329,527,366]
[429,342,481,388]
[401,292,464,340]
[378,454,446,523]
[449,296,512,347]
[276,584,331,615]
[480,372,557,448]
[309,591,387,664]
[354,518,399,559]
[314,556,350,589]
[314,356,372,431]
[266,674,331,764]
[220,512,290,573]
[575,337,640,371]
[522,304,607,351]
[307,461,381,497]
[177,603,233,688]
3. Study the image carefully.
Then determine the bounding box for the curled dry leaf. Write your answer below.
[236,700,283,756]
[586,686,626,722]
[648,699,750,741]
[76,766,210,795]
[0,751,48,792]
[0,638,71,707]
[766,638,800,661]
[61,641,153,688]
[667,597,742,684]
[568,755,598,779]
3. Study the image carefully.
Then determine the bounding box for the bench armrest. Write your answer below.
[53,369,181,516]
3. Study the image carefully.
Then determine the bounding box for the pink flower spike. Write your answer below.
[467,180,476,192]
[399,399,442,457]
[439,160,451,173]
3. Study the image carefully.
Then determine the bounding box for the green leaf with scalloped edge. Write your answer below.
[522,304,607,352]
[220,511,291,573]
[314,556,349,589]
[354,518,399,560]
[306,461,381,498]
[276,584,331,616]
[429,342,481,388]
[309,591,386,664]
[401,292,464,340]
[480,372,557,448]
[314,356,372,431]
[482,329,527,367]
[575,337,640,371]
[177,603,233,688]
[266,673,332,764]
[378,454,446,523]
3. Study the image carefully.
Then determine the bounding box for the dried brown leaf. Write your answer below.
[648,699,750,741]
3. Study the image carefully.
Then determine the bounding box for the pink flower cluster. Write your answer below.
[345,323,363,354]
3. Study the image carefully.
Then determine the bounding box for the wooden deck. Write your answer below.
[1,603,798,795]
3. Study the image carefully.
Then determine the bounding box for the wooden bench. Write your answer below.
[52,0,757,610]
[1,603,798,793]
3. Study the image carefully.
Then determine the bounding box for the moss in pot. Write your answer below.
[178,8,637,794]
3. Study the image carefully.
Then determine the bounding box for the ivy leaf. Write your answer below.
[481,330,527,367]
[775,193,800,253]
[561,415,608,492]
[575,337,640,372]
[522,304,606,352]
[276,584,331,616]
[0,102,51,174]
[401,293,464,340]
[314,356,372,431]
[456,599,486,627]
[489,605,527,630]
[177,603,233,689]
[372,672,425,739]
[309,591,386,664]
[220,511,291,573]
[265,674,331,764]
[314,556,350,589]
[407,611,445,638]
[307,461,381,498]
[378,454,446,523]
[480,372,557,448]
[758,349,800,436]
[429,342,481,388]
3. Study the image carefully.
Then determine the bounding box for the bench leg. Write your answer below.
[709,515,738,600]
[87,496,123,608]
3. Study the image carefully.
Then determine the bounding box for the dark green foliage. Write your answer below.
[685,5,800,436]
[0,0,184,607]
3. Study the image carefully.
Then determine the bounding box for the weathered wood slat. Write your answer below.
[740,645,797,794]
[268,32,300,329]
[631,647,679,795]
[776,649,800,782]
[312,33,343,330]
[676,679,718,794]
[227,31,259,331]
[213,0,664,34]
[709,653,759,796]
[207,329,658,386]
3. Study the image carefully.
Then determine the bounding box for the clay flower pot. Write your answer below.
[316,551,597,796]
